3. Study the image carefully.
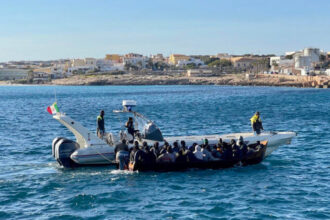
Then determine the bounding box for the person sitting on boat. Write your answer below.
[221,140,234,160]
[125,117,136,139]
[160,142,170,155]
[97,110,105,138]
[157,146,175,163]
[202,145,218,161]
[167,146,176,162]
[142,141,149,151]
[130,141,140,162]
[212,144,222,158]
[115,139,129,170]
[175,149,187,163]
[188,143,197,151]
[172,141,180,153]
[193,145,204,161]
[150,142,160,157]
[143,144,156,166]
[237,136,248,161]
[231,139,241,160]
[180,140,187,150]
[250,111,264,135]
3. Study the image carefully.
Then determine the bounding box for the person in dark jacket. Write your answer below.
[125,117,135,137]
[175,149,187,163]
[172,141,180,153]
[231,139,240,160]
[97,110,105,138]
[130,141,140,162]
[237,136,248,161]
[150,142,160,157]
[115,139,129,170]
[159,142,169,155]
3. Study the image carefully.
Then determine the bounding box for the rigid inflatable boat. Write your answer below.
[128,141,268,172]
[51,100,296,168]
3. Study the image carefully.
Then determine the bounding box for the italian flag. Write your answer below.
[47,102,59,115]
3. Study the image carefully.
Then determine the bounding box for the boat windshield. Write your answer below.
[133,111,164,142]
[114,110,164,142]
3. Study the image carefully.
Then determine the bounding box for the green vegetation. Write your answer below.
[192,56,219,65]
[208,59,232,67]
[285,55,293,60]
[153,62,169,70]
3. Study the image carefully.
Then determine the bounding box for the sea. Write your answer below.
[0,85,329,219]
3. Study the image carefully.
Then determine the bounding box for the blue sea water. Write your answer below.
[0,85,329,219]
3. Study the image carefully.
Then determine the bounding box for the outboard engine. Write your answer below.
[52,137,65,158]
[53,138,80,168]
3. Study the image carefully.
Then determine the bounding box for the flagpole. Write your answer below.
[54,88,57,103]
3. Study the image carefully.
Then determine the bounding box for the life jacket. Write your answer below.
[97,115,105,130]
[250,114,261,124]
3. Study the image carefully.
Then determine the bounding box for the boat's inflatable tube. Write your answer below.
[129,143,267,172]
[53,138,80,168]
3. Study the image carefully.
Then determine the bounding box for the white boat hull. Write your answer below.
[68,131,296,166]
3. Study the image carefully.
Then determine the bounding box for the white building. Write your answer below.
[177,58,204,67]
[96,59,124,71]
[303,48,320,63]
[294,55,312,69]
[326,69,330,76]
[123,53,148,67]
[0,68,29,80]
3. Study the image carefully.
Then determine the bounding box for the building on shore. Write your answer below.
[123,53,148,67]
[150,54,165,63]
[270,56,294,74]
[177,58,204,67]
[105,54,122,63]
[186,69,213,77]
[168,54,190,65]
[0,68,29,80]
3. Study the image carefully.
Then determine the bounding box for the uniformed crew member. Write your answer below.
[250,111,263,135]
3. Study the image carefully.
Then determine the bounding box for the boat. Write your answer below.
[51,100,296,168]
[128,141,268,172]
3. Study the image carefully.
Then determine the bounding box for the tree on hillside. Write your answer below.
[208,59,232,68]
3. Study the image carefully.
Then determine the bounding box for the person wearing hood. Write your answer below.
[193,145,204,161]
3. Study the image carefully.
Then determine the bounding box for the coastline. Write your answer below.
[1,73,329,88]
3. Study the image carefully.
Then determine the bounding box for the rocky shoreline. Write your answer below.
[51,73,330,88]
[1,73,329,88]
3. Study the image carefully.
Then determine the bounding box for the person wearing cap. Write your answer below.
[250,111,263,135]
[97,110,105,138]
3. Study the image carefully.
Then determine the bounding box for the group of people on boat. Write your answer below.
[114,136,265,170]
[97,110,264,138]
[96,109,265,170]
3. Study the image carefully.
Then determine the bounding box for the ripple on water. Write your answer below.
[0,86,329,219]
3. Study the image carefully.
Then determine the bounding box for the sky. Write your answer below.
[0,0,330,62]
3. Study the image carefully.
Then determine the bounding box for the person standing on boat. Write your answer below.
[97,110,105,138]
[125,117,135,139]
[250,111,263,135]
